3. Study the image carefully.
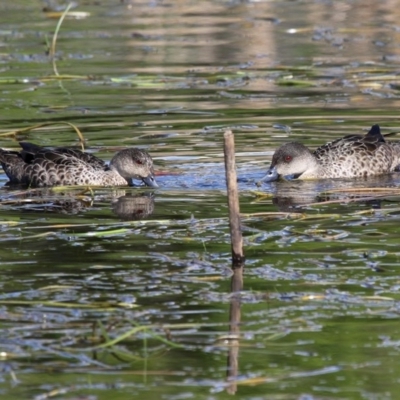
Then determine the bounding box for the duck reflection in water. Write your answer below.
[111,192,155,220]
[261,174,400,211]
[0,188,156,221]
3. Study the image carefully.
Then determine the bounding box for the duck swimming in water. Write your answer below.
[260,125,400,182]
[0,142,158,188]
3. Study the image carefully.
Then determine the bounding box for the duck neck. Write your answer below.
[298,155,324,179]
[389,141,400,170]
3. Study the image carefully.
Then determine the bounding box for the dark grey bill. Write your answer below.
[260,166,279,183]
[142,174,159,188]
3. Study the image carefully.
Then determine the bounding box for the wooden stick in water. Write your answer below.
[224,130,244,393]
[223,130,245,267]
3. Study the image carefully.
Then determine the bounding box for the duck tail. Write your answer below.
[0,149,26,184]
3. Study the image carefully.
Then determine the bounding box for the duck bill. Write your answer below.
[260,166,279,183]
[142,173,159,188]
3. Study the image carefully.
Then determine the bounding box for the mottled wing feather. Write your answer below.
[313,132,393,178]
[0,143,110,187]
[28,150,107,186]
[47,148,107,170]
[314,133,384,160]
[19,142,107,170]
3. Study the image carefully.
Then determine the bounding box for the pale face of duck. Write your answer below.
[261,142,320,182]
[110,148,158,187]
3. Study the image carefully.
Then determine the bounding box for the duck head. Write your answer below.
[110,148,158,188]
[260,142,319,183]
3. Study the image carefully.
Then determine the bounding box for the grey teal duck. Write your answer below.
[261,125,400,182]
[0,142,158,188]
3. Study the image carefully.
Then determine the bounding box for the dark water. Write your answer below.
[1,1,400,399]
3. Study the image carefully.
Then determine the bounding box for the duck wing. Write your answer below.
[314,125,385,160]
[19,142,107,170]
[0,142,109,186]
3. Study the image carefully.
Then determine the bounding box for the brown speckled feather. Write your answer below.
[313,128,393,178]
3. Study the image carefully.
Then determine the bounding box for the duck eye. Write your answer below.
[284,155,292,162]
[136,160,143,165]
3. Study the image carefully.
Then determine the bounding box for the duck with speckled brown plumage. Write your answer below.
[259,125,400,183]
[0,142,158,188]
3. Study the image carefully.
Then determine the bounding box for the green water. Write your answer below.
[0,1,400,399]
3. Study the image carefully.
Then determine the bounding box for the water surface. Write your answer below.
[1,1,400,399]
